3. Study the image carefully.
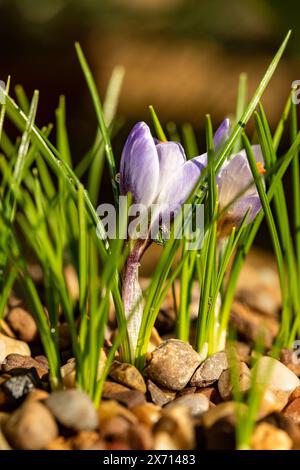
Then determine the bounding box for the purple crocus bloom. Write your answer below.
[120,119,263,238]
[120,119,228,215]
[216,145,264,236]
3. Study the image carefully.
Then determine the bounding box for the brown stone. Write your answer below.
[128,423,154,450]
[283,397,300,424]
[190,351,228,387]
[280,348,300,376]
[201,401,248,428]
[0,333,31,363]
[164,393,209,418]
[2,353,48,378]
[45,436,72,450]
[106,441,131,450]
[45,390,99,431]
[109,360,146,393]
[102,381,145,408]
[218,362,251,401]
[101,415,130,440]
[71,431,100,450]
[60,360,76,389]
[258,387,289,418]
[254,356,300,392]
[262,412,300,449]
[204,415,236,450]
[198,387,221,404]
[98,400,137,424]
[146,339,201,391]
[147,379,176,406]
[233,342,251,364]
[251,422,292,450]
[25,389,49,403]
[131,403,161,428]
[178,386,197,396]
[46,436,72,450]
[154,405,195,450]
[236,261,281,316]
[230,301,279,348]
[0,412,11,450]
[288,386,300,402]
[4,401,58,450]
[6,307,37,343]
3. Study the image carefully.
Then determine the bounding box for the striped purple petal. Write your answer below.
[214,118,230,150]
[120,122,159,206]
[155,156,206,221]
[216,146,263,234]
[155,141,186,195]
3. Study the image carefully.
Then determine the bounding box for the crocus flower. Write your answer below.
[216,145,264,236]
[120,119,263,238]
[119,119,264,358]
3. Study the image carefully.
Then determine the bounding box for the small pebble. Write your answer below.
[0,413,11,450]
[154,405,195,450]
[71,431,100,450]
[46,436,72,450]
[251,422,292,450]
[198,387,221,404]
[98,400,137,424]
[6,307,37,342]
[0,333,30,364]
[4,401,58,450]
[230,301,278,348]
[102,381,145,408]
[283,397,300,424]
[147,379,176,406]
[25,389,49,403]
[201,401,247,428]
[165,393,209,417]
[146,339,202,391]
[204,415,236,450]
[263,412,300,449]
[190,351,228,387]
[60,361,76,389]
[109,360,146,393]
[2,353,48,378]
[1,368,41,404]
[101,415,130,440]
[128,422,154,450]
[254,356,300,393]
[288,385,300,402]
[45,390,98,431]
[280,348,300,376]
[131,403,161,428]
[258,387,289,418]
[218,362,251,400]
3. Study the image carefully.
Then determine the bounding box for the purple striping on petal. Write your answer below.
[156,157,206,219]
[213,118,230,150]
[156,142,186,195]
[120,122,160,206]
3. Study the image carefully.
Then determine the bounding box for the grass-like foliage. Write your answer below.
[0,31,299,415]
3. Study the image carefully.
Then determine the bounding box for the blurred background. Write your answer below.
[0,0,299,249]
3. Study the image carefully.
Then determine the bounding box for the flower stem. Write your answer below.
[122,241,146,361]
